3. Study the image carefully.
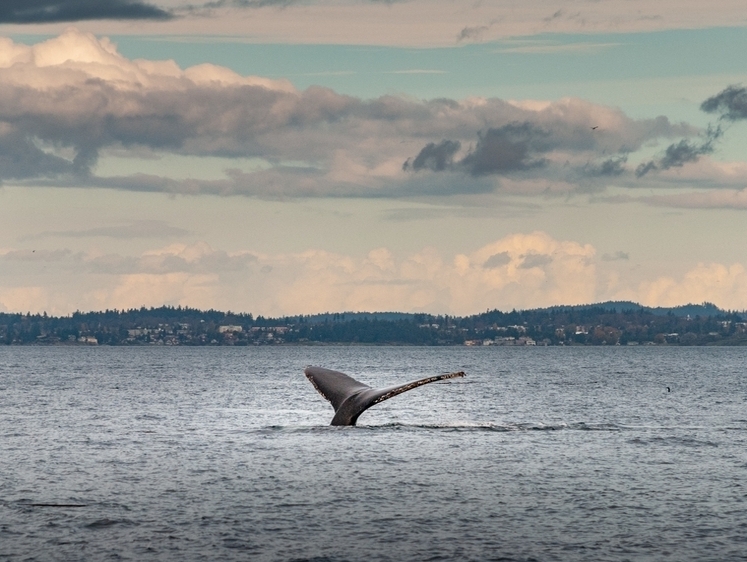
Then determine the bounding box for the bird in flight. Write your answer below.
[591,126,599,130]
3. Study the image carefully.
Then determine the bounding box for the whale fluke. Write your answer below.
[304,366,465,426]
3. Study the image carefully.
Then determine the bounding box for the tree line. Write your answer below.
[0,303,745,346]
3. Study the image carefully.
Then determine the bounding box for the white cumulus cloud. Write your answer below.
[3,234,746,315]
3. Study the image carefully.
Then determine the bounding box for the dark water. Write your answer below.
[1,346,746,561]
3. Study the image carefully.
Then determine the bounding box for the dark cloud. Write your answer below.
[403,140,460,172]
[634,160,658,178]
[544,9,564,22]
[701,85,747,121]
[519,253,553,269]
[457,25,489,42]
[601,251,629,262]
[661,138,712,168]
[0,131,74,179]
[404,116,660,182]
[633,85,747,179]
[406,123,550,177]
[483,252,511,268]
[593,156,627,177]
[461,123,548,176]
[635,129,720,178]
[0,0,172,23]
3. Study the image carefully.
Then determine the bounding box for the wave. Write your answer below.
[256,420,747,434]
[85,518,138,529]
[627,435,721,448]
[256,421,625,433]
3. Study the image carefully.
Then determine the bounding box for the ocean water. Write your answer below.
[0,346,746,561]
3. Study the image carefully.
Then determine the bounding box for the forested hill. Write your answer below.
[1,302,745,346]
[543,301,723,317]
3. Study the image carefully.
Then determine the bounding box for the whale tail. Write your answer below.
[304,366,465,426]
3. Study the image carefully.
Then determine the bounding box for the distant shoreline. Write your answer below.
[2,302,745,346]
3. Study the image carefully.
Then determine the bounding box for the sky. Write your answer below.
[1,1,747,316]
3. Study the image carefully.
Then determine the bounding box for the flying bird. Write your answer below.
[304,366,465,426]
[591,126,599,130]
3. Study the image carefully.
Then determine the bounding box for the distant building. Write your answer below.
[219,325,243,333]
[493,337,516,346]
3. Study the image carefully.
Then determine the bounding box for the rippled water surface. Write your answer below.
[1,346,746,561]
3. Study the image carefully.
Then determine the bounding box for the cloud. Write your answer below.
[3,233,747,315]
[0,130,75,180]
[660,139,712,168]
[1,248,75,262]
[0,0,172,23]
[519,253,553,269]
[701,85,747,121]
[0,29,700,199]
[494,42,619,55]
[632,83,747,180]
[612,262,747,310]
[101,272,220,311]
[601,251,629,262]
[460,123,548,175]
[587,156,628,177]
[641,157,747,190]
[457,25,491,43]
[381,202,535,222]
[482,252,511,269]
[403,140,461,172]
[402,99,712,188]
[287,232,597,314]
[186,0,409,16]
[0,233,597,315]
[0,286,48,313]
[86,242,258,275]
[151,1,747,48]
[639,189,747,210]
[404,110,693,186]
[261,232,598,314]
[0,241,256,275]
[220,0,300,7]
[21,220,190,241]
[635,129,721,178]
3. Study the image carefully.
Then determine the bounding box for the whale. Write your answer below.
[304,366,465,426]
